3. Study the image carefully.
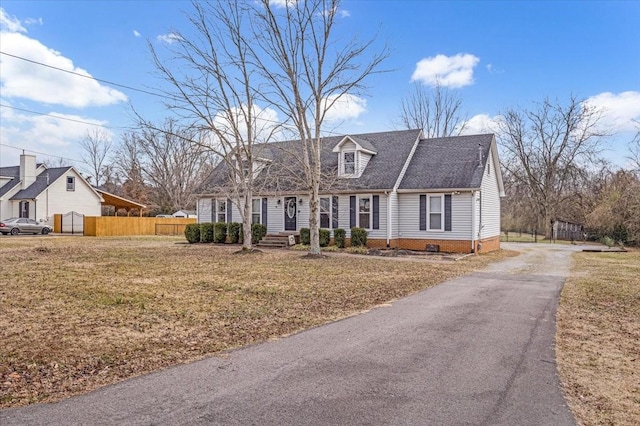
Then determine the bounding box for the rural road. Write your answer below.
[1,243,579,425]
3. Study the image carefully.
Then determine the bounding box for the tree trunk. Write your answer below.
[242,190,253,250]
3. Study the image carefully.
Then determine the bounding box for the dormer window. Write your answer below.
[343,152,355,175]
[333,135,377,178]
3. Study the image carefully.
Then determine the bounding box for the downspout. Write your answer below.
[477,190,483,252]
[471,190,476,253]
[385,190,390,247]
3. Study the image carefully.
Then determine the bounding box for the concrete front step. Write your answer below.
[257,232,299,248]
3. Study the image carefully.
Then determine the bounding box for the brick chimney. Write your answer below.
[20,154,37,190]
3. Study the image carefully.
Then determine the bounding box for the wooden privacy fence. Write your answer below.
[83,217,196,237]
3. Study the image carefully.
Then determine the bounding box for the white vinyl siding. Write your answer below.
[36,169,101,221]
[389,191,400,240]
[358,152,373,175]
[480,157,501,239]
[197,198,213,223]
[398,193,473,240]
[267,198,281,233]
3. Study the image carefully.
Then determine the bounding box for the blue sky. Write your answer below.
[1,0,639,169]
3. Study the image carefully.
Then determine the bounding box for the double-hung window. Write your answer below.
[252,198,261,224]
[66,176,75,191]
[217,199,227,223]
[320,197,330,228]
[359,196,371,229]
[343,151,355,175]
[428,195,443,230]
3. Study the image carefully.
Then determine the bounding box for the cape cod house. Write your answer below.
[196,129,505,253]
[0,154,103,223]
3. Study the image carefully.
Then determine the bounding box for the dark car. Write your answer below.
[0,218,53,235]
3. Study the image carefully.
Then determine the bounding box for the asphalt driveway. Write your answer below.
[1,243,579,425]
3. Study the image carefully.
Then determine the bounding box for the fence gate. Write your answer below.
[61,211,85,234]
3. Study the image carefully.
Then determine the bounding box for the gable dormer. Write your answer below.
[332,136,377,178]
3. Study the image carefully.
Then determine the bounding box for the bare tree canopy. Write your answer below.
[399,83,467,138]
[147,0,283,250]
[79,129,113,187]
[249,0,388,255]
[497,95,606,238]
[147,0,387,254]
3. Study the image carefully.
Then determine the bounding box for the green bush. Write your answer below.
[200,222,214,243]
[600,235,615,247]
[214,222,228,243]
[228,222,241,244]
[184,223,200,244]
[350,227,367,247]
[612,223,628,244]
[300,227,310,245]
[334,228,346,248]
[319,228,330,247]
[251,223,267,243]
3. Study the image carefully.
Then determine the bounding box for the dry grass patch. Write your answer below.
[558,249,640,426]
[1,236,510,407]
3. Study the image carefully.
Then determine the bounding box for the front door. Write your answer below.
[284,197,297,231]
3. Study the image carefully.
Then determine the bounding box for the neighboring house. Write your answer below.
[0,154,103,223]
[196,129,505,253]
[172,210,197,218]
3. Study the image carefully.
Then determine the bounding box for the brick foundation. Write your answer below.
[341,236,501,254]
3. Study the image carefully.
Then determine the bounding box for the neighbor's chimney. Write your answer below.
[20,154,37,190]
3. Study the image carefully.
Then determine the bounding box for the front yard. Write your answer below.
[0,236,509,407]
[557,249,640,426]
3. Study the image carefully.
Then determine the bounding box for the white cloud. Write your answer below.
[339,9,351,18]
[24,17,43,26]
[0,32,128,107]
[583,91,640,133]
[211,104,283,145]
[157,32,182,44]
[133,30,141,37]
[269,0,297,8]
[411,53,480,88]
[0,103,111,166]
[460,114,501,135]
[0,7,26,32]
[323,94,367,122]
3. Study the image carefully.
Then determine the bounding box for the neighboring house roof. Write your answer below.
[0,166,21,198]
[200,130,502,195]
[10,167,72,200]
[399,134,494,190]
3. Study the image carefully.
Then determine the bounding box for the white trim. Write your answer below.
[357,194,372,230]
[427,193,445,231]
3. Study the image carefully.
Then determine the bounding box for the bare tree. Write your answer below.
[399,83,467,137]
[628,119,640,173]
[136,119,215,213]
[250,0,387,255]
[112,131,149,213]
[497,96,605,239]
[79,129,113,187]
[148,0,280,250]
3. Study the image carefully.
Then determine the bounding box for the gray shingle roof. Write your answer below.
[11,167,72,200]
[399,134,494,190]
[200,130,496,194]
[0,166,21,198]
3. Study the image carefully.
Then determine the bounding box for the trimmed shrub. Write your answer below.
[350,227,367,247]
[214,222,228,243]
[200,222,214,243]
[251,223,267,243]
[319,228,330,247]
[184,223,200,244]
[300,227,311,245]
[334,228,346,248]
[228,222,241,244]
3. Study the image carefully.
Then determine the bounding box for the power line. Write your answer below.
[0,50,166,98]
[0,143,87,165]
[0,104,132,130]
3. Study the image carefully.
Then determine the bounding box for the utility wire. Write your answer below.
[0,104,133,130]
[0,50,165,98]
[0,143,87,165]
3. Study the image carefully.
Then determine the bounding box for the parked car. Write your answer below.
[0,218,53,235]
